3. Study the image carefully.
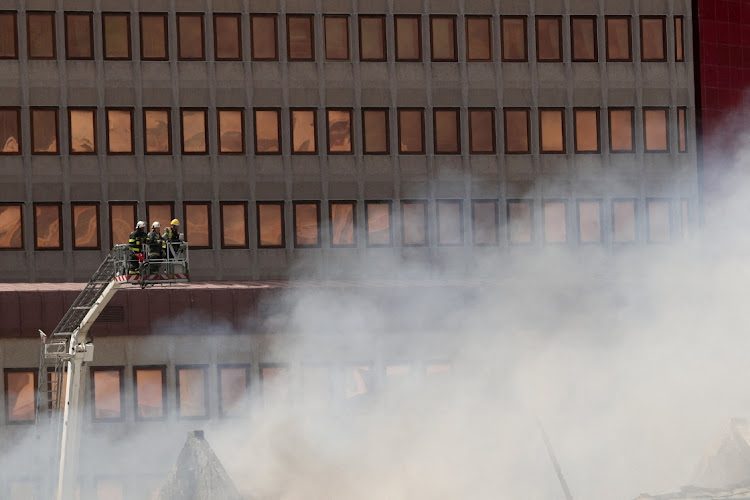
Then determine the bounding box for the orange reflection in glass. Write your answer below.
[540,109,564,153]
[70,109,96,153]
[330,202,355,246]
[6,371,34,421]
[291,110,316,153]
[395,17,420,61]
[0,109,19,153]
[185,203,210,247]
[325,16,349,60]
[73,204,98,249]
[182,110,206,153]
[0,13,16,58]
[93,370,121,419]
[141,14,167,59]
[261,365,290,405]
[466,17,491,61]
[135,369,164,418]
[543,201,566,243]
[606,18,630,60]
[0,205,22,248]
[35,204,61,248]
[678,108,687,152]
[435,110,459,153]
[327,110,352,153]
[110,204,135,245]
[147,204,172,230]
[219,110,243,153]
[288,16,313,60]
[613,200,635,243]
[675,18,684,62]
[402,201,426,246]
[399,110,423,153]
[178,368,207,417]
[96,479,124,500]
[508,201,532,243]
[469,109,494,153]
[641,18,665,61]
[578,201,601,243]
[66,14,92,59]
[360,17,385,60]
[219,366,248,417]
[258,203,283,247]
[295,203,319,246]
[251,15,277,60]
[32,109,57,153]
[536,18,560,61]
[255,110,280,153]
[431,17,455,60]
[472,201,497,245]
[345,365,372,399]
[575,109,598,152]
[366,203,390,245]
[437,200,462,245]
[572,17,596,61]
[107,110,133,153]
[28,13,55,59]
[221,204,247,247]
[505,109,529,153]
[644,109,667,151]
[178,15,203,59]
[363,109,388,153]
[103,14,129,59]
[609,109,633,152]
[215,15,241,60]
[502,18,526,61]
[144,110,170,153]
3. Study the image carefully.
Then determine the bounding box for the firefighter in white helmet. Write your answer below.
[128,221,148,274]
[146,221,165,272]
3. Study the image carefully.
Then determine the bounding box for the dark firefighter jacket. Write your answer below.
[146,230,165,257]
[128,229,147,253]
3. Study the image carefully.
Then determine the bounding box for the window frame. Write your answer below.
[253,107,282,155]
[217,364,251,418]
[108,201,137,249]
[329,200,357,248]
[674,16,684,62]
[503,107,531,154]
[143,107,172,155]
[465,15,492,62]
[647,197,672,244]
[471,199,499,247]
[180,107,209,155]
[429,15,457,62]
[4,368,38,424]
[324,14,350,61]
[468,108,496,155]
[0,11,19,59]
[365,200,393,247]
[539,107,566,154]
[30,107,59,155]
[608,107,635,153]
[436,199,464,247]
[605,15,632,62]
[0,202,24,250]
[64,12,94,60]
[68,107,98,155]
[27,11,56,60]
[177,13,206,61]
[286,14,315,62]
[576,198,603,244]
[542,199,568,245]
[394,15,422,62]
[33,202,62,251]
[0,106,21,155]
[139,12,169,61]
[102,12,132,61]
[500,15,528,62]
[70,202,101,250]
[219,201,249,249]
[640,16,666,62]
[250,14,279,61]
[358,14,386,62]
[397,107,425,155]
[433,108,461,155]
[535,15,563,63]
[573,107,600,154]
[175,364,210,420]
[217,107,246,155]
[105,107,134,155]
[361,107,390,155]
[213,13,242,61]
[256,201,286,249]
[292,200,322,249]
[290,107,318,155]
[506,199,534,245]
[677,106,688,153]
[611,198,638,244]
[90,366,124,422]
[183,201,213,250]
[133,365,167,422]
[643,106,670,153]
[400,199,428,247]
[326,107,354,155]
[570,15,597,62]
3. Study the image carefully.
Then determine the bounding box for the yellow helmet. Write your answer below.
[170,219,180,226]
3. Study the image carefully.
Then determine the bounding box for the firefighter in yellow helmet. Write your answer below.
[163,218,181,260]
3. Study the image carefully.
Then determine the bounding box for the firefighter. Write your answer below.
[146,221,165,273]
[128,221,148,274]
[163,218,181,259]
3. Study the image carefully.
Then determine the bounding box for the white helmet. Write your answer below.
[136,221,146,229]
[151,221,161,229]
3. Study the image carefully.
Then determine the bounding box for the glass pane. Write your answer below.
[110,204,135,246]
[219,110,243,153]
[28,13,55,58]
[466,17,491,61]
[344,365,372,399]
[251,16,277,60]
[578,201,601,243]
[255,110,280,153]
[66,14,92,59]
[0,109,19,153]
[469,109,494,153]
[648,200,671,242]
[360,17,385,61]
[395,17,420,61]
[35,205,61,249]
[678,108,687,152]
[0,205,23,249]
[434,110,459,154]
[135,369,164,418]
[609,109,633,151]
[70,109,96,153]
[144,110,170,153]
[325,16,349,60]
[291,110,316,153]
[402,202,426,246]
[178,15,203,60]
[472,201,497,245]
[258,203,283,247]
[366,203,390,245]
[431,17,455,61]
[540,109,564,153]
[508,201,532,243]
[572,17,596,61]
[675,17,684,61]
[544,202,566,243]
[178,368,207,418]
[141,14,167,59]
[185,204,210,247]
[330,202,355,246]
[215,15,241,60]
[288,16,313,60]
[32,109,57,153]
[103,14,130,59]
[261,365,290,406]
[644,109,668,151]
[607,18,630,60]
[505,109,529,153]
[6,371,35,422]
[613,200,636,242]
[107,110,132,153]
[399,110,423,153]
[536,18,561,61]
[221,204,246,247]
[295,203,319,246]
[96,479,123,500]
[502,18,526,61]
[0,13,17,58]
[182,110,206,153]
[73,204,98,249]
[437,201,462,245]
[147,204,172,231]
[93,370,121,419]
[641,18,665,60]
[575,109,598,152]
[327,110,352,153]
[363,109,388,153]
[219,366,248,417]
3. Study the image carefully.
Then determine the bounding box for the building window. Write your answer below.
[134,367,166,420]
[359,15,385,61]
[27,12,56,59]
[0,12,18,59]
[293,201,321,248]
[434,108,460,154]
[287,14,314,61]
[71,202,100,250]
[106,108,133,154]
[504,108,530,154]
[0,107,20,154]
[471,200,498,246]
[612,199,636,243]
[65,12,93,60]
[0,203,23,249]
[398,108,424,154]
[501,16,527,62]
[109,202,136,248]
[10,480,38,499]
[608,108,634,152]
[327,108,353,154]
[437,200,463,246]
[177,13,205,61]
[95,479,124,500]
[674,16,684,62]
[220,202,248,249]
[574,108,600,153]
[362,108,389,154]
[647,198,671,243]
[140,13,168,60]
[536,16,562,62]
[31,108,58,154]
[176,366,208,419]
[571,16,597,62]
[401,200,427,247]
[680,199,690,239]
[4,369,36,423]
[344,364,374,403]
[365,201,392,247]
[543,200,567,243]
[254,108,281,154]
[507,200,532,244]
[395,15,421,61]
[260,364,290,408]
[143,108,171,154]
[214,13,241,61]
[577,200,602,244]
[218,109,244,154]
[606,16,631,61]
[430,16,457,62]
[91,367,123,421]
[34,202,62,250]
[329,201,356,247]
[640,16,666,62]
[102,13,131,60]
[69,108,97,154]
[180,108,207,154]
[257,201,285,248]
[324,15,349,61]
[303,364,334,408]
[291,108,317,154]
[678,107,687,152]
[146,202,174,230]
[251,14,278,61]
[468,108,495,154]
[184,201,211,249]
[466,16,492,61]
[644,108,668,152]
[218,365,250,418]
[540,108,565,153]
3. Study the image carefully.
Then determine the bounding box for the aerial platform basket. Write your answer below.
[112,242,190,288]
